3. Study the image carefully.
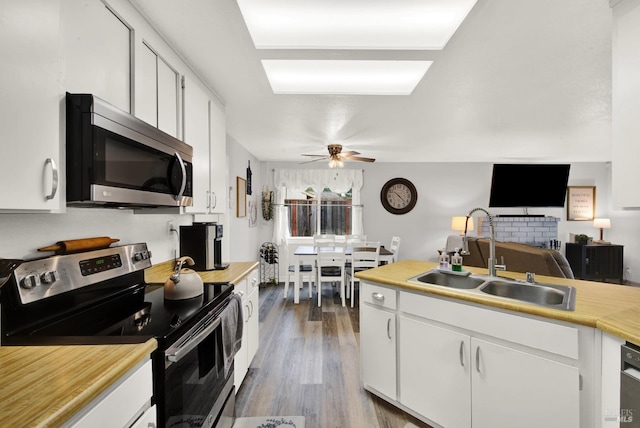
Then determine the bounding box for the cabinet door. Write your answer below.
[246,271,260,364]
[360,304,396,400]
[183,76,211,213]
[399,316,471,428]
[234,291,250,388]
[612,0,640,208]
[0,0,62,211]
[208,100,227,213]
[157,57,179,138]
[62,0,130,112]
[471,337,580,428]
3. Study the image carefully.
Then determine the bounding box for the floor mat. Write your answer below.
[233,416,305,428]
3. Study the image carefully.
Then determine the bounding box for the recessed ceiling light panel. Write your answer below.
[261,60,432,95]
[237,0,478,50]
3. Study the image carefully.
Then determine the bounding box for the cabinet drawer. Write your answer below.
[361,282,397,310]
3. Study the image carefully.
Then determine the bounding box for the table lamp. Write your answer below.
[592,218,611,244]
[451,216,474,236]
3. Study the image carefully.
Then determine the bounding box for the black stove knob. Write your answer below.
[170,314,182,328]
[21,275,40,289]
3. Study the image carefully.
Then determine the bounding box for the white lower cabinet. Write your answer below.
[360,283,397,400]
[470,337,579,428]
[361,281,582,428]
[399,316,471,427]
[234,268,260,388]
[65,359,154,428]
[399,316,579,428]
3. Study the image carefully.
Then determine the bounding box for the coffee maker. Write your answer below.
[179,222,229,271]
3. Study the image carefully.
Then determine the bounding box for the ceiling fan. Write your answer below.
[301,144,376,168]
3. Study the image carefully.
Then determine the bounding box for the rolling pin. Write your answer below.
[37,237,120,254]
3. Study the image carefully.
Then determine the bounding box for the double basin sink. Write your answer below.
[407,270,576,311]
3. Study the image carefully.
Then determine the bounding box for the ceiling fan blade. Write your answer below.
[301,154,330,158]
[339,150,360,157]
[300,158,328,164]
[344,155,376,163]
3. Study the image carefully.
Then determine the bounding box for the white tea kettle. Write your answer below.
[164,256,204,300]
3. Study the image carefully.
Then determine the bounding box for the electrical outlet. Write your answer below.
[168,221,175,235]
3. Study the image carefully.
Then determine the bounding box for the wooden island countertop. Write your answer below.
[356,260,640,346]
[0,339,156,427]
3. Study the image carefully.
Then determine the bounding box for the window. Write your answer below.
[286,187,352,237]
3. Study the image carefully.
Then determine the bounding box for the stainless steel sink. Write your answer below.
[479,280,575,310]
[407,269,576,311]
[411,271,485,289]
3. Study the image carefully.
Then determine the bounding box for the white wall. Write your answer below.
[259,161,640,284]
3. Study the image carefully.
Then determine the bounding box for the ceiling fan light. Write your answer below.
[328,158,344,168]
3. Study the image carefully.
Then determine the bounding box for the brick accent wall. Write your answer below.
[478,216,559,247]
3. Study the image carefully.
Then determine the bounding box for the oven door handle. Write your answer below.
[166,316,221,363]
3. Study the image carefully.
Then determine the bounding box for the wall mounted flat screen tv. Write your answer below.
[489,164,571,208]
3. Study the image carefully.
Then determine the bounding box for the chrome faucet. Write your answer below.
[460,207,507,277]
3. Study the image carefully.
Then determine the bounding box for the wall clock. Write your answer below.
[380,178,418,215]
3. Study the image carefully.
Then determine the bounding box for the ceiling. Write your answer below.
[129,0,612,164]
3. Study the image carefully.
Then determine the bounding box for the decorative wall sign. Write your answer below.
[567,186,595,221]
[248,198,257,227]
[236,177,247,217]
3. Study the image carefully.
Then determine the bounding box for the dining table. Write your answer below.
[291,245,394,304]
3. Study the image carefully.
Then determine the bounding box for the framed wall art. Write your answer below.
[567,186,595,221]
[236,177,246,217]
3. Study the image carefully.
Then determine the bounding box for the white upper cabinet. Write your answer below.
[209,99,227,214]
[183,76,211,214]
[0,0,62,211]
[612,0,640,208]
[62,0,130,112]
[136,42,179,139]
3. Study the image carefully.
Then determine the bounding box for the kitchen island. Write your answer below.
[356,260,640,428]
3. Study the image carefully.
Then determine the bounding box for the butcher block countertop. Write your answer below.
[144,260,259,285]
[0,338,156,427]
[356,260,640,346]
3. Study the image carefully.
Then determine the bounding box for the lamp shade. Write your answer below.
[451,216,474,232]
[593,218,611,229]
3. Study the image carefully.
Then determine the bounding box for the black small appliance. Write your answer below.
[180,222,229,271]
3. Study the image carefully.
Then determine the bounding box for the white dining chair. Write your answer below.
[346,241,380,307]
[283,241,314,300]
[315,240,346,307]
[389,236,401,263]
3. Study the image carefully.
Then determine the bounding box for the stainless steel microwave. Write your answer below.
[66,93,193,208]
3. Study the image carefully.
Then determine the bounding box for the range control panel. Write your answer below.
[11,243,152,305]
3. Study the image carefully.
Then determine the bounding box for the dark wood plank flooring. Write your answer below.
[235,282,433,428]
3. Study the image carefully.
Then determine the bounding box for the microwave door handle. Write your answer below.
[174,152,187,202]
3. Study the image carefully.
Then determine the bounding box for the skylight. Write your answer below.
[237,0,478,50]
[261,60,432,95]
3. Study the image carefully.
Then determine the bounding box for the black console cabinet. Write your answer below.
[565,243,624,284]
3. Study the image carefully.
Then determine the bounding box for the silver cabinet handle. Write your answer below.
[211,191,216,209]
[174,152,187,201]
[44,158,58,200]
[475,346,481,373]
[249,300,254,317]
[244,304,250,323]
[459,341,465,367]
[372,292,385,302]
[387,318,392,339]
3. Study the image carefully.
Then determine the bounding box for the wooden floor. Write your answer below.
[235,282,433,428]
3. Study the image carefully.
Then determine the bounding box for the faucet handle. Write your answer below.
[526,272,536,283]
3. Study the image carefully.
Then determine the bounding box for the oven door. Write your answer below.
[161,310,234,428]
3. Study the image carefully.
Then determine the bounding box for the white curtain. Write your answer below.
[272,169,365,244]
